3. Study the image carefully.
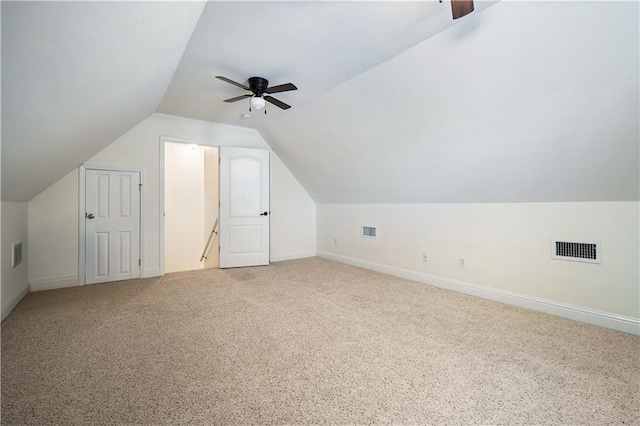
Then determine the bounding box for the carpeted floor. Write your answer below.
[2,257,639,425]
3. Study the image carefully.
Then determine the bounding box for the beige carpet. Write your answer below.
[2,257,639,425]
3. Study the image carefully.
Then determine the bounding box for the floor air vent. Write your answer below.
[552,239,601,264]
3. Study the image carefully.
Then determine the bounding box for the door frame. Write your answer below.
[160,137,220,276]
[78,165,145,286]
[158,136,273,276]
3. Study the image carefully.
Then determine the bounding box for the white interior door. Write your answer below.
[85,169,141,284]
[219,147,270,268]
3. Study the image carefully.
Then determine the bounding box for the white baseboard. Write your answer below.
[32,270,161,290]
[271,250,316,262]
[1,284,30,321]
[317,251,640,336]
[30,276,79,292]
[142,268,162,278]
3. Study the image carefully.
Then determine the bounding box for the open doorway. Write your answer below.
[164,142,219,273]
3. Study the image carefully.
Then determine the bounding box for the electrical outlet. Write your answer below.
[459,257,467,268]
[422,253,428,262]
[334,237,339,246]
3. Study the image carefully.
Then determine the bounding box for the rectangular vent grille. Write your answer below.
[552,239,601,264]
[362,226,377,238]
[12,241,22,268]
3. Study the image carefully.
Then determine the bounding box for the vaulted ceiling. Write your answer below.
[157,1,494,126]
[2,1,638,203]
[1,1,206,201]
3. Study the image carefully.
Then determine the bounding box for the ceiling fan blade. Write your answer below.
[264,96,291,110]
[451,0,474,19]
[223,94,252,103]
[215,76,250,91]
[265,83,298,94]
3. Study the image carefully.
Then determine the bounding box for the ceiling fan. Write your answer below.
[443,0,474,19]
[215,76,297,111]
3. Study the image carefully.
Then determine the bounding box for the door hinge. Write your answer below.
[138,183,142,191]
[138,259,141,266]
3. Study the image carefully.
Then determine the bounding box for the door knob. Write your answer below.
[260,211,268,216]
[86,213,95,219]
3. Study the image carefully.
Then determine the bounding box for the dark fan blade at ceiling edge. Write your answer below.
[264,96,291,110]
[265,83,298,94]
[215,76,250,90]
[224,94,252,103]
[451,0,474,19]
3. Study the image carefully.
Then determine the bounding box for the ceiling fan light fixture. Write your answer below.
[217,75,296,110]
[251,96,266,110]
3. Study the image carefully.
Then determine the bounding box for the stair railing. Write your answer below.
[200,217,219,262]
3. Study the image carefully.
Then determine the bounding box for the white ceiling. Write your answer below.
[1,1,205,201]
[158,1,495,125]
[2,1,638,204]
[261,0,640,202]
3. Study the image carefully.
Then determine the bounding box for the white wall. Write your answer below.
[271,154,316,261]
[164,142,205,273]
[27,113,316,285]
[2,202,29,320]
[87,113,270,277]
[317,202,639,332]
[28,170,79,290]
[203,147,219,269]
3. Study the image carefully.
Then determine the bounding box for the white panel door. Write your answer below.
[85,169,141,284]
[219,148,270,268]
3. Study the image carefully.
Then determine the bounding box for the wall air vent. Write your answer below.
[362,226,377,238]
[12,241,22,267]
[551,239,601,264]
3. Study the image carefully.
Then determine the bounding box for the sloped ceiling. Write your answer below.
[2,1,638,204]
[158,1,494,126]
[1,1,205,201]
[260,1,639,203]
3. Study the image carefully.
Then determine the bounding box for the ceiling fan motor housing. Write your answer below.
[249,77,269,97]
[216,75,296,110]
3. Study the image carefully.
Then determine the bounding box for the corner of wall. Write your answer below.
[1,284,30,322]
[316,202,640,335]
[2,202,30,321]
[27,169,79,288]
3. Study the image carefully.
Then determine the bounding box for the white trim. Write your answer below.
[1,284,30,321]
[159,136,230,275]
[269,153,273,263]
[142,268,162,278]
[79,166,144,285]
[30,276,79,292]
[140,176,145,277]
[159,138,166,276]
[317,251,640,336]
[78,165,86,285]
[159,135,225,147]
[271,250,316,262]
